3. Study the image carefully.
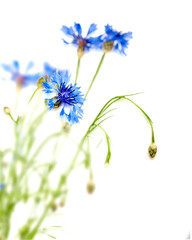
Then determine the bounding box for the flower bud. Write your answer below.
[148,143,157,158]
[86,180,95,194]
[51,202,57,211]
[4,106,11,115]
[103,41,114,53]
[59,200,65,207]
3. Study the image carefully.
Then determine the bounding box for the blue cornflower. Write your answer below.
[100,24,133,55]
[41,71,85,124]
[1,60,41,87]
[61,22,101,57]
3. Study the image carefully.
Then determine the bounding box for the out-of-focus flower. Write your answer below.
[41,71,85,124]
[61,22,101,57]
[100,24,133,55]
[43,62,65,79]
[1,60,41,87]
[0,183,5,190]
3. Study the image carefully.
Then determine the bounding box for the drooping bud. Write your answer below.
[51,202,57,211]
[86,180,95,194]
[148,143,157,158]
[104,151,111,168]
[103,41,114,53]
[4,106,11,115]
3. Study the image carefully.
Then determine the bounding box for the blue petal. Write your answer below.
[62,39,69,44]
[74,22,82,35]
[45,98,55,110]
[60,106,65,116]
[1,64,13,72]
[26,61,34,71]
[13,60,20,71]
[61,25,74,36]
[87,23,97,35]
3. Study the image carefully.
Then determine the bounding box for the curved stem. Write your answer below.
[124,97,155,143]
[28,87,39,105]
[85,53,105,98]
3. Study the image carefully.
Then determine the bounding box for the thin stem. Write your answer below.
[124,97,155,143]
[7,113,17,124]
[85,53,105,98]
[74,58,81,84]
[28,87,39,105]
[30,132,63,161]
[65,135,87,177]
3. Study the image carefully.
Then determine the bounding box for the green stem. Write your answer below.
[7,113,17,124]
[65,135,87,177]
[28,88,39,105]
[124,97,155,143]
[85,53,105,98]
[75,58,81,84]
[30,132,63,162]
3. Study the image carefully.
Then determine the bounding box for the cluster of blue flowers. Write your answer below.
[61,23,133,55]
[1,23,132,124]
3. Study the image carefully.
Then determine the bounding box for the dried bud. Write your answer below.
[86,180,95,194]
[103,41,114,53]
[77,46,84,59]
[4,106,11,115]
[148,143,157,158]
[37,76,47,88]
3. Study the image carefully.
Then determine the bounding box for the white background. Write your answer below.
[0,0,192,240]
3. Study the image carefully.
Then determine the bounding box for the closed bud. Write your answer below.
[60,200,65,207]
[51,202,57,211]
[4,106,11,115]
[86,180,95,194]
[148,143,157,158]
[103,41,114,53]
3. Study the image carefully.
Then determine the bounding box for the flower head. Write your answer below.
[101,24,133,55]
[41,71,85,124]
[1,60,40,87]
[61,22,101,57]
